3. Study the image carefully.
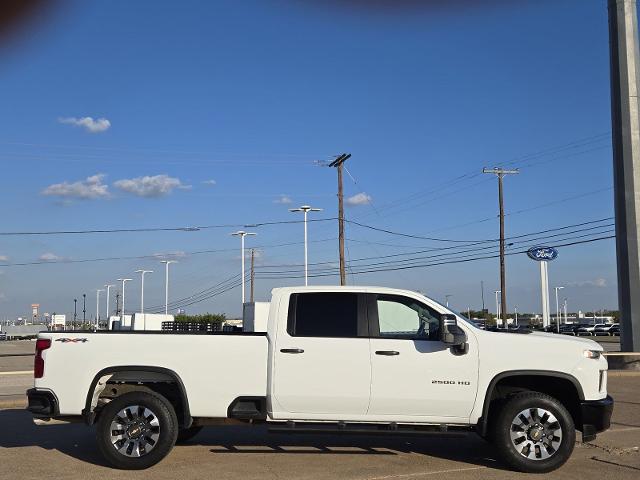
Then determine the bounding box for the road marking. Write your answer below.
[0,371,31,376]
[367,466,487,479]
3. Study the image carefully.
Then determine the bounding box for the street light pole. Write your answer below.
[160,261,177,314]
[73,298,77,328]
[554,286,564,333]
[135,270,153,313]
[104,284,115,321]
[95,289,104,330]
[82,293,86,323]
[445,295,452,308]
[231,231,256,306]
[494,290,501,327]
[289,205,323,286]
[117,278,132,317]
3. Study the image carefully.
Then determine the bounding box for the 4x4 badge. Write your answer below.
[55,338,88,343]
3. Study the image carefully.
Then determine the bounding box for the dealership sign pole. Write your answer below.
[527,247,559,329]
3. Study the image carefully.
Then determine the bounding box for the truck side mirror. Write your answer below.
[440,314,468,353]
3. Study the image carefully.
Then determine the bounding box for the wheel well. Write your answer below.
[85,367,191,428]
[480,374,582,437]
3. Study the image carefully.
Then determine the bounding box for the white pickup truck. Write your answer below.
[27,286,613,473]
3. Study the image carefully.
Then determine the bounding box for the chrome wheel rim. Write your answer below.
[109,405,161,457]
[509,408,562,460]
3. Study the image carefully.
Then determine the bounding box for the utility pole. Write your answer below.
[480,280,485,312]
[82,293,86,323]
[483,167,519,324]
[250,249,255,303]
[608,0,640,351]
[329,153,351,286]
[494,290,501,326]
[73,298,77,327]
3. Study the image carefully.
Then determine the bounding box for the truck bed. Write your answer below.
[35,330,268,418]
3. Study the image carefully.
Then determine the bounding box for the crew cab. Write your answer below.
[27,286,613,473]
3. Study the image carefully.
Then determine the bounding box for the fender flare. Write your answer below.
[477,369,585,437]
[82,365,192,428]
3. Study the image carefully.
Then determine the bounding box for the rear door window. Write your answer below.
[287,293,363,337]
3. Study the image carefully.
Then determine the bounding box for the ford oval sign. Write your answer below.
[527,246,558,262]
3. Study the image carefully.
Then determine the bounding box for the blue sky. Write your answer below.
[0,0,618,319]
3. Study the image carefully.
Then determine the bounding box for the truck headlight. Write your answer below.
[584,350,602,359]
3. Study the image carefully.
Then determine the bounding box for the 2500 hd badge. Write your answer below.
[432,380,471,385]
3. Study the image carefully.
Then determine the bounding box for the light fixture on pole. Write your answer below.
[104,284,115,321]
[554,286,565,333]
[135,270,153,313]
[160,260,177,314]
[117,278,132,316]
[95,289,104,330]
[231,231,256,305]
[289,205,323,286]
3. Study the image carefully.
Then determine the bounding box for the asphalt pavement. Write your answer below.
[0,369,638,479]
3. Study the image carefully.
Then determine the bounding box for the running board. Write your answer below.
[268,421,471,436]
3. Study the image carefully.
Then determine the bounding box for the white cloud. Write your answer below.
[114,175,191,198]
[567,278,607,288]
[0,255,8,262]
[202,179,217,186]
[58,116,111,133]
[39,252,64,262]
[274,194,293,205]
[41,174,110,200]
[153,251,187,260]
[346,192,372,207]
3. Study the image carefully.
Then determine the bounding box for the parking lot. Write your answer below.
[0,339,639,480]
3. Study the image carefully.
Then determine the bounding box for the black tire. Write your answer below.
[176,425,203,444]
[490,391,575,473]
[96,391,179,470]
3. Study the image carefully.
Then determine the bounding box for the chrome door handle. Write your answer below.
[375,350,400,356]
[280,348,304,354]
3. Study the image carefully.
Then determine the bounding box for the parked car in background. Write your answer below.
[609,324,620,336]
[576,324,608,336]
[0,331,7,341]
[558,324,577,335]
[594,324,619,336]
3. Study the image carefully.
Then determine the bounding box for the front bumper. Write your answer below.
[580,395,614,442]
[26,388,59,417]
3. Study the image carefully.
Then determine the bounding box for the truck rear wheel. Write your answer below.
[491,391,575,473]
[96,391,178,469]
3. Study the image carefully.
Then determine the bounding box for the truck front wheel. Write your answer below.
[96,391,179,469]
[491,391,575,473]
